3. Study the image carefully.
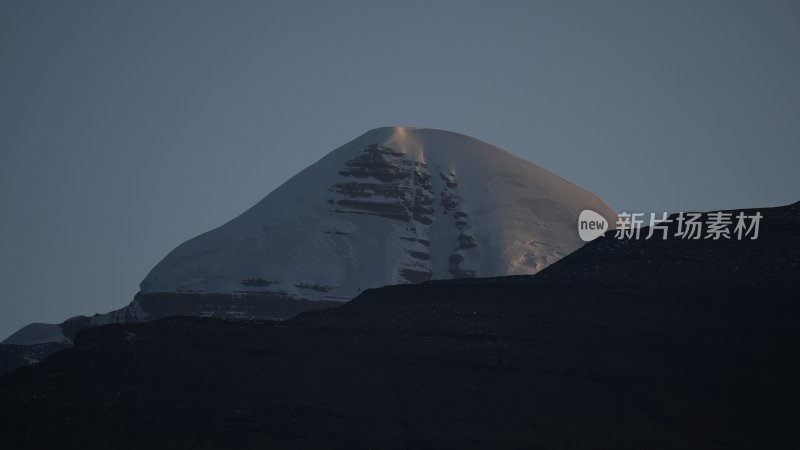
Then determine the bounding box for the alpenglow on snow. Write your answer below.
[141,127,616,300]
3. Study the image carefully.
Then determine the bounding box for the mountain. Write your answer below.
[1,201,797,449]
[140,126,614,297]
[0,127,615,371]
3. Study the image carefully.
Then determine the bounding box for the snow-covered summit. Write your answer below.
[0,126,616,362]
[140,127,616,301]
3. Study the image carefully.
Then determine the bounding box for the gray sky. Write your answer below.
[1,0,798,340]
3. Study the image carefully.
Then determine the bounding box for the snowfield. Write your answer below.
[140,126,617,301]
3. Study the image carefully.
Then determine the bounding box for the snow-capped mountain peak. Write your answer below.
[139,127,616,301]
[1,126,616,367]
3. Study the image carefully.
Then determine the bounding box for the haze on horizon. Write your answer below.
[1,0,798,340]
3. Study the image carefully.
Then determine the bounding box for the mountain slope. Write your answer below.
[0,201,797,449]
[141,126,615,299]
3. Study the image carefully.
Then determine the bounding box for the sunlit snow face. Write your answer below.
[141,127,617,298]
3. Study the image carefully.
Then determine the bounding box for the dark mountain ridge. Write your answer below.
[1,201,798,449]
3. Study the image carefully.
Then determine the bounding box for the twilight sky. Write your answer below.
[1,0,798,340]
